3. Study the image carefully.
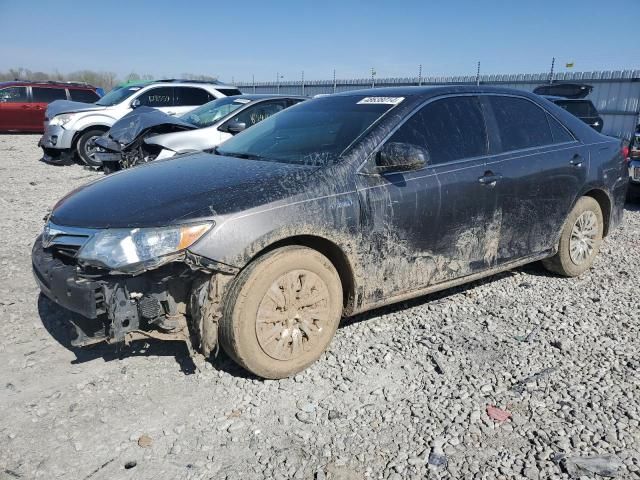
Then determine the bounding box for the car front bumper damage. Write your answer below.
[32,236,237,357]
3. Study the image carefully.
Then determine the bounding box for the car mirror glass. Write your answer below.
[131,98,141,109]
[375,142,428,173]
[226,121,247,135]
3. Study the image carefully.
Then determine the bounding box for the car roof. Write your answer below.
[0,80,96,89]
[118,79,238,90]
[231,94,308,101]
[543,95,593,103]
[332,85,544,98]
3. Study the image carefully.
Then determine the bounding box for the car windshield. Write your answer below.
[180,97,248,128]
[96,86,143,106]
[555,100,598,117]
[216,95,400,166]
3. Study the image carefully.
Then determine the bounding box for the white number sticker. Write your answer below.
[357,97,404,105]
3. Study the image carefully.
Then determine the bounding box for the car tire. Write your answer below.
[76,129,105,167]
[542,196,603,277]
[219,246,343,379]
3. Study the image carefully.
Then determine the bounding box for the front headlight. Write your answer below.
[77,223,212,271]
[49,114,74,127]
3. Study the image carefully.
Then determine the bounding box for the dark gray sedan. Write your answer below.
[32,86,628,378]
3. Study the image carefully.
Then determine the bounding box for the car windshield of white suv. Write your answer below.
[180,97,248,128]
[95,86,143,106]
[216,95,400,166]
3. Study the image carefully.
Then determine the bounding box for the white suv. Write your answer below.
[39,79,241,166]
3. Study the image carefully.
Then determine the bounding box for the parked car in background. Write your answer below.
[32,86,628,379]
[95,94,307,173]
[38,79,241,166]
[544,96,604,132]
[0,81,100,133]
[534,83,603,132]
[628,124,640,198]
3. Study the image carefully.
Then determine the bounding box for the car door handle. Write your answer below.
[478,172,502,186]
[570,154,584,167]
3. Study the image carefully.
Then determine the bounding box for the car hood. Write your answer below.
[46,100,106,118]
[50,153,321,229]
[107,107,197,147]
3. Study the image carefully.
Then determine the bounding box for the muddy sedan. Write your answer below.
[32,86,628,379]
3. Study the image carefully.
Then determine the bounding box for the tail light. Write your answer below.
[622,146,629,159]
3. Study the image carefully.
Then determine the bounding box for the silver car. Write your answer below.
[94,94,307,173]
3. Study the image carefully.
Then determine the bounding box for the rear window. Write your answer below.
[0,86,27,103]
[217,88,242,97]
[32,87,67,103]
[69,89,99,103]
[554,100,598,117]
[489,96,553,151]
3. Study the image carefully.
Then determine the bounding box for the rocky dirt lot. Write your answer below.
[0,134,638,480]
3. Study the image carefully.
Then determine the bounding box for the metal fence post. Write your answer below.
[418,64,422,86]
[333,69,336,93]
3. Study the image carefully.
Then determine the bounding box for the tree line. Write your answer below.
[0,68,218,91]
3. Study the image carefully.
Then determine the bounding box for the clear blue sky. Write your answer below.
[0,0,637,82]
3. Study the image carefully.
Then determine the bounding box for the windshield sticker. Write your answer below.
[357,96,404,105]
[233,99,251,104]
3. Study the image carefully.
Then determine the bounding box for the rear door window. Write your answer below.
[0,86,28,102]
[174,87,214,106]
[69,89,99,103]
[136,87,174,107]
[386,95,488,165]
[32,87,67,103]
[488,96,553,151]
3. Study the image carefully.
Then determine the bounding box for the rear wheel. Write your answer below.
[219,246,343,379]
[76,129,105,167]
[542,196,603,277]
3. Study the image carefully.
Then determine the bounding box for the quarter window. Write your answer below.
[547,114,574,143]
[174,87,214,106]
[386,96,488,165]
[136,87,174,107]
[32,87,67,103]
[69,89,100,103]
[488,96,553,151]
[0,86,27,102]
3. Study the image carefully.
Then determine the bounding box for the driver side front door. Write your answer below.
[355,95,498,306]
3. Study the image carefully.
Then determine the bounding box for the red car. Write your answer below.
[0,81,100,133]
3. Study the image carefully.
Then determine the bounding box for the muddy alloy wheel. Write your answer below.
[542,196,603,277]
[256,269,332,361]
[219,246,342,379]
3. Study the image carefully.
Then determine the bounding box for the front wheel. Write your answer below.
[219,246,343,379]
[542,196,603,277]
[76,129,105,167]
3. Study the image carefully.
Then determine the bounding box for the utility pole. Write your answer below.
[252,74,255,94]
[276,72,280,94]
[418,64,422,86]
[333,69,337,93]
[476,61,481,86]
[371,68,376,88]
[301,70,305,96]
[548,57,555,84]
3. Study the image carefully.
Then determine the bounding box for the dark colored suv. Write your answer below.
[545,96,604,132]
[0,81,100,133]
[32,86,628,379]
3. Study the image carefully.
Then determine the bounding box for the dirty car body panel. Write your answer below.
[32,86,627,359]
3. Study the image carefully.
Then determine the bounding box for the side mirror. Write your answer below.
[225,121,246,134]
[131,98,141,109]
[375,142,428,172]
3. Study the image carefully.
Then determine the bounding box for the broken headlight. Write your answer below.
[77,223,212,271]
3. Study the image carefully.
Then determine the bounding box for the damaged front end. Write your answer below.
[32,223,236,358]
[94,107,196,173]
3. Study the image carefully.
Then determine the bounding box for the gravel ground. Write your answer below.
[0,134,638,480]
